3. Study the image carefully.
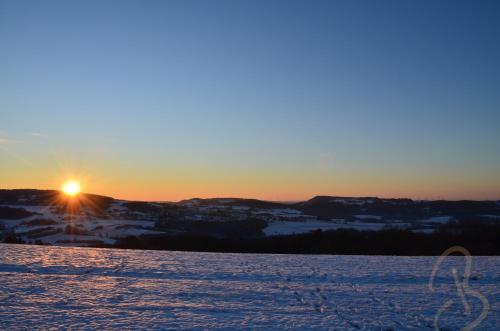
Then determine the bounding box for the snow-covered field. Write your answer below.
[0,244,498,330]
[263,220,392,235]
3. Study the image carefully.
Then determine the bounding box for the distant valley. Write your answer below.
[1,189,499,254]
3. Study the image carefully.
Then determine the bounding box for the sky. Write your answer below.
[1,0,500,201]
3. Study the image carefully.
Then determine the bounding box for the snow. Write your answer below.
[0,244,497,330]
[0,219,26,229]
[419,216,453,224]
[325,198,378,205]
[0,208,159,246]
[2,204,60,220]
[108,200,129,212]
[353,214,383,220]
[263,221,389,236]
[231,206,250,211]
[481,214,500,219]
[254,208,305,218]
[39,234,115,246]
[91,219,155,228]
[412,228,435,234]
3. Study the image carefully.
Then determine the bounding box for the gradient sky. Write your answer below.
[1,0,499,201]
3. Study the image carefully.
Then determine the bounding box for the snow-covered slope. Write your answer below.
[0,203,160,246]
[0,244,498,330]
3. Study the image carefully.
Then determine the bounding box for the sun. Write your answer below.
[62,180,81,197]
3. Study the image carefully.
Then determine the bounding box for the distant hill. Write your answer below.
[1,189,499,220]
[292,196,500,219]
[1,189,499,254]
[0,189,114,214]
[178,197,286,209]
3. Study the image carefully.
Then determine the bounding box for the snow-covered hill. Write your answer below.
[1,189,499,247]
[0,244,498,330]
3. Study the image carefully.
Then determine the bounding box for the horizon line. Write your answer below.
[1,187,499,203]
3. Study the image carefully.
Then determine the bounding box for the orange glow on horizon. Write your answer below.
[1,161,499,202]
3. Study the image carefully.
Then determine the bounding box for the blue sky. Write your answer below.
[1,0,499,200]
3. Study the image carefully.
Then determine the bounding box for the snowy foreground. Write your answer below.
[0,244,498,330]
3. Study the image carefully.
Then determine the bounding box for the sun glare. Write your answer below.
[62,180,81,197]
